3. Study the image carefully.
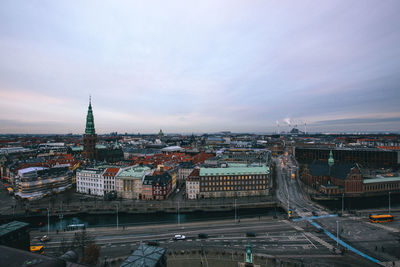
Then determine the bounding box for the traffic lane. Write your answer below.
[31,219,296,244]
[41,228,325,252]
[44,234,330,258]
[36,224,298,248]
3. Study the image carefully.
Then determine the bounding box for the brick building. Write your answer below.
[198,165,270,199]
[296,147,399,168]
[142,172,172,200]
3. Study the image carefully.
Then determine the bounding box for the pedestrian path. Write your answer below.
[292,214,338,222]
[304,232,334,251]
[309,221,381,265]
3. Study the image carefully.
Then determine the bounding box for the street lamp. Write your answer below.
[389,192,391,215]
[47,208,50,236]
[115,204,119,230]
[177,201,180,226]
[234,198,237,223]
[336,221,339,247]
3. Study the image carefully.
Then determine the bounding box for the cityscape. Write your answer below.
[1,1,400,267]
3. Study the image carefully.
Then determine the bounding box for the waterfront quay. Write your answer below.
[0,186,277,219]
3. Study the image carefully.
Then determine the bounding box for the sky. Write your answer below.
[1,0,400,134]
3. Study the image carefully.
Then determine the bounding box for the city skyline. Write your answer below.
[1,1,400,134]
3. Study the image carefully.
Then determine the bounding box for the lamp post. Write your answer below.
[115,204,119,230]
[47,208,50,236]
[389,192,391,215]
[336,221,339,247]
[234,198,237,223]
[177,201,180,226]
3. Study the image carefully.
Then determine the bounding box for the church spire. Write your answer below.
[85,96,95,135]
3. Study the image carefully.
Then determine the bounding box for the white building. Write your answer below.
[103,167,121,193]
[76,168,104,196]
[185,169,200,200]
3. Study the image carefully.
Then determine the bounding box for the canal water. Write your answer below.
[22,207,284,231]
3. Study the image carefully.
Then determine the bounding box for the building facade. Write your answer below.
[142,173,172,200]
[301,158,400,196]
[296,147,399,168]
[103,167,121,193]
[115,166,152,199]
[198,166,270,199]
[186,169,200,199]
[15,166,72,201]
[76,168,104,196]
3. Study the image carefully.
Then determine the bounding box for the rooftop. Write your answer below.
[117,165,151,179]
[200,166,269,176]
[120,244,165,267]
[308,161,357,180]
[0,221,29,237]
[363,176,400,184]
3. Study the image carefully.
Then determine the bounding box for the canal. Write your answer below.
[21,207,284,231]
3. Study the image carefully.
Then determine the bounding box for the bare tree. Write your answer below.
[82,243,100,265]
[71,229,95,258]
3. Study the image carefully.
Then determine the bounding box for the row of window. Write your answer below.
[202,185,266,191]
[364,183,399,191]
[200,175,265,181]
[201,180,265,186]
[77,182,102,188]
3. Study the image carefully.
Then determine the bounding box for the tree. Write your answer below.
[82,243,100,265]
[71,229,95,257]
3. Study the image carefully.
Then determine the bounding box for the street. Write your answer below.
[30,217,378,266]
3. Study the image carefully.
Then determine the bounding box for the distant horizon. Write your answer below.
[1,1,399,134]
[1,130,399,136]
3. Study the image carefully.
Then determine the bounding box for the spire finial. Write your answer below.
[89,94,91,104]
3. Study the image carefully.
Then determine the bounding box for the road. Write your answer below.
[31,217,378,266]
[274,155,326,218]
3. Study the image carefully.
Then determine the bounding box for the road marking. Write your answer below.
[111,245,116,247]
[304,232,333,250]
[281,220,303,231]
[120,244,126,247]
[302,233,317,249]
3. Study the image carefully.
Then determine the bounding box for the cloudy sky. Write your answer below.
[1,0,399,134]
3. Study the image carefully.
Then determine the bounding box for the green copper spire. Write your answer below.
[328,150,334,167]
[85,97,96,135]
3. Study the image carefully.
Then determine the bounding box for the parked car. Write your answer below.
[312,211,318,216]
[40,235,50,242]
[198,233,208,239]
[246,232,256,237]
[173,234,186,240]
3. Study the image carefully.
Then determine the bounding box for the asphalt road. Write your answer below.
[275,154,400,265]
[30,217,381,266]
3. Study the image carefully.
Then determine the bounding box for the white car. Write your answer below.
[40,235,50,242]
[173,234,186,240]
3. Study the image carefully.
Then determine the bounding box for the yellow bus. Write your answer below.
[369,214,394,223]
[30,245,44,255]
